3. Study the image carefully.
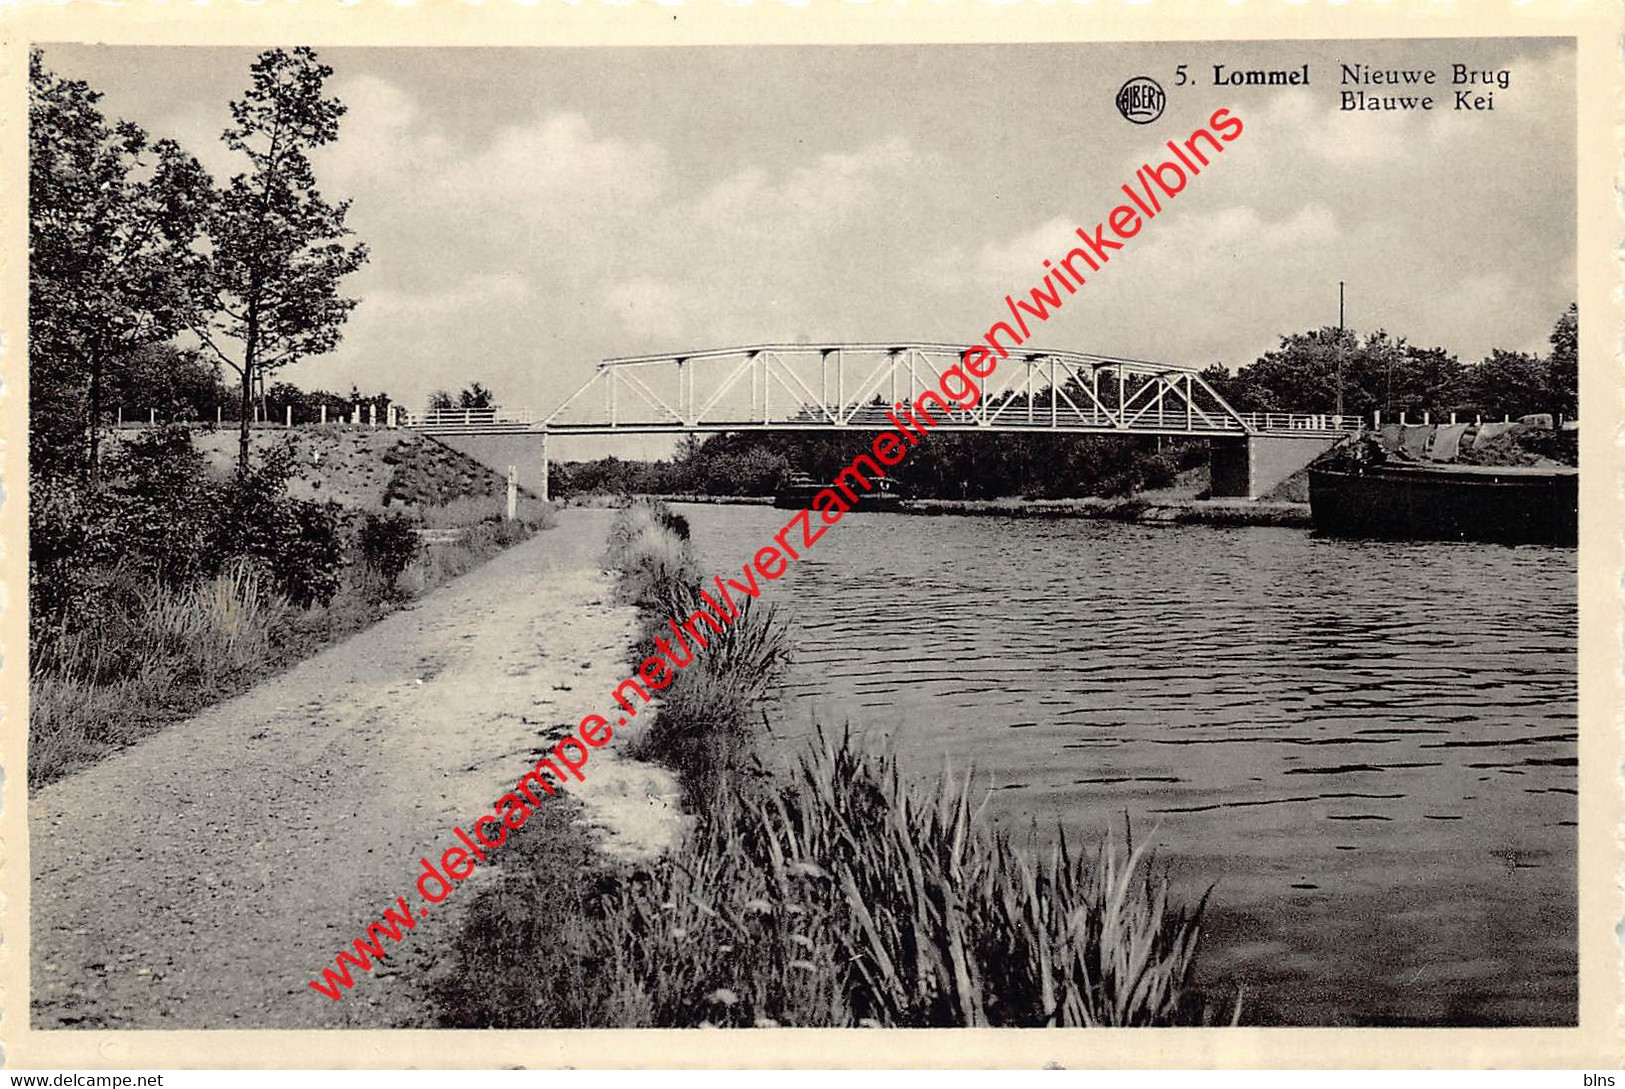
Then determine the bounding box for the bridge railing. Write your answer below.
[1238,412,1365,435]
[401,407,537,434]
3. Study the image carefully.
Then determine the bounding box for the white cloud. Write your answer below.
[314,79,667,230]
[604,277,690,343]
[436,113,667,226]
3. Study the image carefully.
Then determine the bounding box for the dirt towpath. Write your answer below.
[29,509,684,1029]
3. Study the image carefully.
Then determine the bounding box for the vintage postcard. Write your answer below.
[1,0,1619,1071]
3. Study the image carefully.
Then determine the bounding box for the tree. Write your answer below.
[427,389,456,412]
[107,345,226,423]
[28,49,211,481]
[1208,328,1474,420]
[1547,302,1577,422]
[458,382,494,409]
[1459,349,1550,420]
[193,47,369,473]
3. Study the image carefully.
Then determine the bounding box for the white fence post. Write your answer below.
[321,404,327,425]
[286,405,293,428]
[149,408,156,425]
[506,465,518,522]
[216,405,222,425]
[369,403,377,428]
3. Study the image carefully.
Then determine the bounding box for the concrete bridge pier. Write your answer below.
[1209,433,1346,499]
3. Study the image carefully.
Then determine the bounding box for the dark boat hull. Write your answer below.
[771,484,901,511]
[1308,465,1577,546]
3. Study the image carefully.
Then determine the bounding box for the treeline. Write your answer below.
[88,343,395,428]
[557,432,1203,501]
[556,307,1578,502]
[1201,306,1577,423]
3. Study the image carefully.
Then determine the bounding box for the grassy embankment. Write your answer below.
[29,432,557,790]
[436,501,1229,1028]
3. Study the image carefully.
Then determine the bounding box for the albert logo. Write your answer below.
[1116,76,1166,124]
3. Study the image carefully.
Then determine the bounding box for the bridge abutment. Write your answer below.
[1209,434,1346,499]
[424,433,551,502]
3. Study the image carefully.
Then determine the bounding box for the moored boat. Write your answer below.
[773,471,903,511]
[1308,462,1577,545]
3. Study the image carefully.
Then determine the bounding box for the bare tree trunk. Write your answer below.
[86,350,103,485]
[239,297,259,475]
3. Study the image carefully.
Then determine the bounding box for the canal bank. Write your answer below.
[568,493,1313,528]
[899,495,1310,527]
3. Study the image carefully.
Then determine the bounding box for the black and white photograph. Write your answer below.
[4,4,1620,1072]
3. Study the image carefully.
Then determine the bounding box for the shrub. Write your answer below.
[29,473,104,648]
[213,442,345,607]
[605,502,698,610]
[101,425,218,586]
[1137,450,1182,491]
[274,500,346,608]
[358,511,423,588]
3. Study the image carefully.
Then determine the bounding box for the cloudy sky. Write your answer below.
[47,38,1574,459]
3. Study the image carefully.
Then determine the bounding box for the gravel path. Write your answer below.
[29,509,684,1029]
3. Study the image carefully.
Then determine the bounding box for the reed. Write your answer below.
[589,730,1221,1027]
[438,729,1224,1028]
[603,502,790,799]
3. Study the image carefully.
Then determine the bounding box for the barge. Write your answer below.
[773,471,903,511]
[1308,462,1577,546]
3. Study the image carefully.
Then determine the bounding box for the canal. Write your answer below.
[675,502,1578,1027]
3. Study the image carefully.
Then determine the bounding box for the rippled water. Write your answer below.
[677,503,1578,1027]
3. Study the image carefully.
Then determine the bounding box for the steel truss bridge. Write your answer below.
[404,343,1364,440]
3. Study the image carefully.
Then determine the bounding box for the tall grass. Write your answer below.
[419,493,556,530]
[29,561,285,788]
[441,730,1224,1028]
[140,562,285,689]
[30,498,561,791]
[598,731,1219,1026]
[603,501,789,800]
[604,500,695,610]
